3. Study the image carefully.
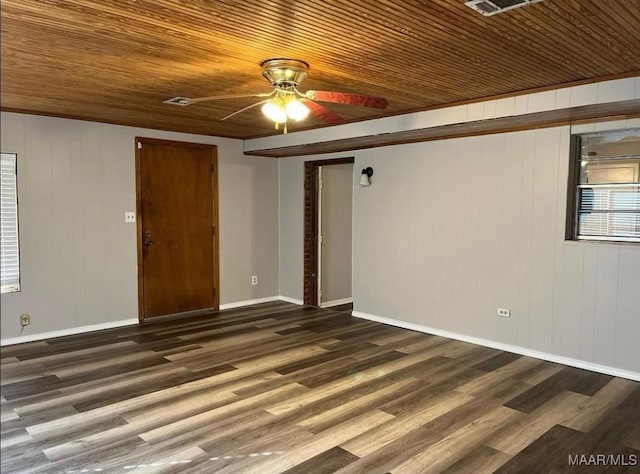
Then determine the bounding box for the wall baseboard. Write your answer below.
[0,318,139,346]
[352,310,640,382]
[1,297,304,346]
[218,295,305,310]
[219,296,281,310]
[320,297,353,308]
[278,295,304,305]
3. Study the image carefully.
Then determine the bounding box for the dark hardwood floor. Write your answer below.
[325,303,353,316]
[1,301,638,473]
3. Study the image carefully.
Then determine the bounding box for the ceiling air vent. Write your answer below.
[465,0,542,16]
[163,96,192,106]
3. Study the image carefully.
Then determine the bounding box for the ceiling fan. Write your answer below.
[164,58,389,134]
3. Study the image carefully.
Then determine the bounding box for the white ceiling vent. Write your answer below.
[465,0,542,16]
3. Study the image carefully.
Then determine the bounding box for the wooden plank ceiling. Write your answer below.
[1,0,640,139]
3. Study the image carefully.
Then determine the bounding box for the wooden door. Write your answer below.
[136,138,219,320]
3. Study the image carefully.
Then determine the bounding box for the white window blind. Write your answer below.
[572,129,640,243]
[1,152,20,293]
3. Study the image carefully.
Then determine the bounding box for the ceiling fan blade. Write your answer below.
[220,99,271,121]
[305,100,343,125]
[164,91,273,106]
[305,90,388,109]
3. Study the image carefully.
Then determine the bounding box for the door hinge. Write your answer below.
[137,142,142,149]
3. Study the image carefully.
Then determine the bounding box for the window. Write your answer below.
[566,129,640,243]
[1,152,20,292]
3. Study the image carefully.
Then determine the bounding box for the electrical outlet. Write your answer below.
[124,212,136,223]
[251,275,258,286]
[497,308,511,318]
[20,313,31,326]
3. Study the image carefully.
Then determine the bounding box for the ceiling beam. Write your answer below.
[244,100,640,158]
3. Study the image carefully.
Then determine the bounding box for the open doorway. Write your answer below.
[303,158,354,308]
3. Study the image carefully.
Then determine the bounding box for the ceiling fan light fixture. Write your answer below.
[261,100,287,123]
[285,99,310,121]
[262,94,310,125]
[164,57,387,134]
[260,58,309,87]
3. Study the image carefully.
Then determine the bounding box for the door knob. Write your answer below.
[144,238,153,247]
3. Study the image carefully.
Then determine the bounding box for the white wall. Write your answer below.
[0,112,279,339]
[320,163,353,304]
[278,157,304,299]
[353,122,640,374]
[276,120,640,375]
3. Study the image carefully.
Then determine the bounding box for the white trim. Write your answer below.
[352,311,640,382]
[320,297,353,308]
[0,297,303,346]
[219,296,281,310]
[0,318,139,346]
[278,295,304,305]
[219,296,305,310]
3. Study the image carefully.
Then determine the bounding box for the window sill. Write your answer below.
[565,238,639,246]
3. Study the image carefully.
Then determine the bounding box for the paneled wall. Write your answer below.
[0,112,279,339]
[278,120,640,375]
[353,122,640,374]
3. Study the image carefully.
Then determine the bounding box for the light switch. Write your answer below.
[124,212,136,223]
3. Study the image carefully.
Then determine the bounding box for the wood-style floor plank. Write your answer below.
[392,406,524,473]
[1,302,638,473]
[341,389,474,457]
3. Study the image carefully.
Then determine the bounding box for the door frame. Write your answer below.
[135,137,220,322]
[303,157,354,306]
